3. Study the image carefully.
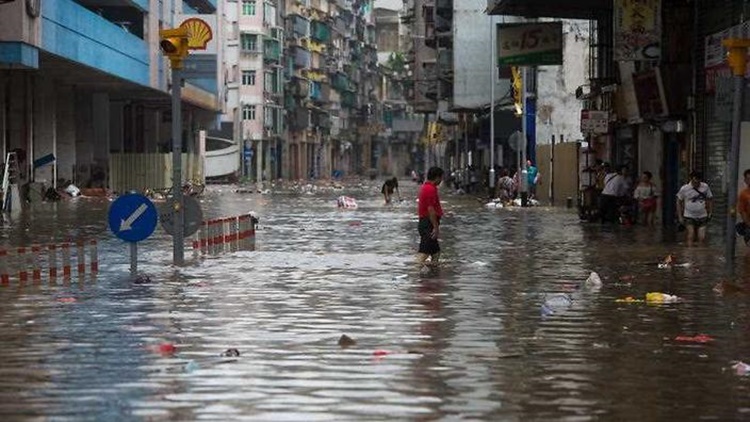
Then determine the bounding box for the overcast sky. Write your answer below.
[374,0,402,10]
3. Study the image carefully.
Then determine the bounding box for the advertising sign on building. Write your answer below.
[614,0,662,61]
[497,22,563,66]
[580,110,610,134]
[175,15,218,55]
[704,21,750,94]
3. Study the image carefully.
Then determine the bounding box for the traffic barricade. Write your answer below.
[192,213,257,256]
[0,240,99,285]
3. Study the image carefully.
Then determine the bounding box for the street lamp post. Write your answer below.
[723,38,750,275]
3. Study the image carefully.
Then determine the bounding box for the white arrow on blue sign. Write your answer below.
[108,194,158,243]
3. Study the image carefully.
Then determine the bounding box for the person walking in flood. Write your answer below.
[677,171,713,246]
[381,177,401,204]
[527,160,540,199]
[634,171,658,226]
[735,169,750,245]
[417,167,444,266]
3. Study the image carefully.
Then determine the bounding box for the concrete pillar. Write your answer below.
[56,86,76,184]
[75,91,94,186]
[256,139,263,183]
[0,74,6,162]
[109,102,125,153]
[143,108,159,153]
[33,77,56,185]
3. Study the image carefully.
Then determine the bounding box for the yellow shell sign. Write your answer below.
[180,18,213,50]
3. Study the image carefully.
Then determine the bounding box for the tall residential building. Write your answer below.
[220,0,284,182]
[282,0,379,179]
[0,0,222,193]
[373,0,422,176]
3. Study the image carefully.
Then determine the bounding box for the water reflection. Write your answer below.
[0,183,749,420]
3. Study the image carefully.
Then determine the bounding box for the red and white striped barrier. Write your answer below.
[0,240,99,285]
[192,213,256,256]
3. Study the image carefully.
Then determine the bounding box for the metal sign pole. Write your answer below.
[172,67,185,266]
[130,242,137,276]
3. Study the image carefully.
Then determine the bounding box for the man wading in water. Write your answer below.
[417,167,444,266]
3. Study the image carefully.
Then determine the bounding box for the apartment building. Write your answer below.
[283,0,379,179]
[0,0,222,193]
[220,0,284,181]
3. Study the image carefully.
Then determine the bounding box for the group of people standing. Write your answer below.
[596,161,715,246]
[597,162,661,226]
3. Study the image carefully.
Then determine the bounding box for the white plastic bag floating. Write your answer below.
[337,196,358,209]
[583,271,603,289]
[65,184,81,197]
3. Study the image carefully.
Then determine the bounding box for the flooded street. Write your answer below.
[1,181,750,421]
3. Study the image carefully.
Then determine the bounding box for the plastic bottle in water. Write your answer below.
[541,293,573,317]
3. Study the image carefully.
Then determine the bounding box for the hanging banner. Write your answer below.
[613,0,661,61]
[497,22,563,66]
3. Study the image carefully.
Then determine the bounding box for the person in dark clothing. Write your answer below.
[381,177,401,204]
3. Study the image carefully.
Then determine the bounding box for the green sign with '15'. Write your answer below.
[497,22,563,66]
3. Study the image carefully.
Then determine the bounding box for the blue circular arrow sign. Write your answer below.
[108,194,158,243]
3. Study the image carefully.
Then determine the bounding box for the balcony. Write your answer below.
[341,91,357,109]
[41,0,149,86]
[435,15,451,33]
[263,38,281,63]
[310,21,331,43]
[291,46,311,68]
[290,77,310,98]
[289,107,311,131]
[331,72,351,92]
[436,0,452,18]
[287,14,310,39]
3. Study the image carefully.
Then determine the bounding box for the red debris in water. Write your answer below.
[674,334,714,344]
[146,343,177,355]
[349,221,362,226]
[373,349,390,357]
[57,297,77,304]
[159,343,177,354]
[619,275,635,281]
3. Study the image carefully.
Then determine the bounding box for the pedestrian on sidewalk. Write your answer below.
[417,167,444,266]
[735,169,750,245]
[381,177,401,204]
[676,171,713,246]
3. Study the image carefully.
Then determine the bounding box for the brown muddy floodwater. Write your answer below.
[0,181,749,421]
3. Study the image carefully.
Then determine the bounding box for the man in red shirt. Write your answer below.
[418,167,444,265]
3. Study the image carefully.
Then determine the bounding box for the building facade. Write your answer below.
[281,0,379,180]
[0,0,222,194]
[488,0,747,227]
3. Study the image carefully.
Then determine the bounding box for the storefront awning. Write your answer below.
[487,0,611,19]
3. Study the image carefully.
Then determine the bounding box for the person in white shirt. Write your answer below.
[676,171,713,246]
[599,164,628,223]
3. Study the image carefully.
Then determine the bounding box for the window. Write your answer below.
[242,70,256,85]
[243,105,256,120]
[241,34,258,51]
[242,0,256,15]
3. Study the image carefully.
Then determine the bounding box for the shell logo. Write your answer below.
[180,18,213,50]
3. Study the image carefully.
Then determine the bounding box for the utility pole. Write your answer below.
[520,66,529,207]
[160,27,190,266]
[489,16,496,195]
[723,38,750,275]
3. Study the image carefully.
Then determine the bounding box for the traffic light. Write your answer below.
[159,27,190,69]
[512,66,523,116]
